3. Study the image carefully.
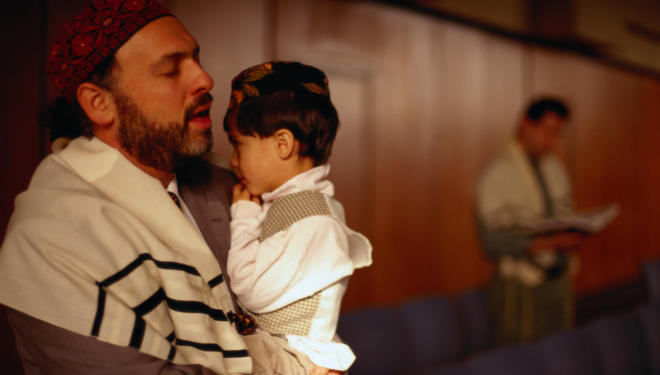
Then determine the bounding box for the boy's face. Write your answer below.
[226,110,283,196]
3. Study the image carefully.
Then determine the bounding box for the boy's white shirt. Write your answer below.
[228,165,373,370]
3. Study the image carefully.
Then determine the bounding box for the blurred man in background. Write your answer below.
[476,98,587,345]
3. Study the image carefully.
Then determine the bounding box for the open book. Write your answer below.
[521,204,620,234]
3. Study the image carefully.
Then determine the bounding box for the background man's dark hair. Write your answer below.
[525,98,570,122]
[235,91,339,166]
[40,55,116,142]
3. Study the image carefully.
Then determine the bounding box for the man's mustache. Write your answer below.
[185,93,214,121]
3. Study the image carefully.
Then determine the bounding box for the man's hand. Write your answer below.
[232,183,260,204]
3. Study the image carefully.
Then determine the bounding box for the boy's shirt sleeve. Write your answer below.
[227,202,354,314]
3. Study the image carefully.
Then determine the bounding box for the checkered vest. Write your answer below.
[252,191,334,336]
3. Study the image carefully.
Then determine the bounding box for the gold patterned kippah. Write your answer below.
[227,61,331,112]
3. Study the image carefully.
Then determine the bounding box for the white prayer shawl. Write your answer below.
[476,139,573,285]
[477,139,572,228]
[0,137,251,374]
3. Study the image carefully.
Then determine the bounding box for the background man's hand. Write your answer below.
[529,230,589,252]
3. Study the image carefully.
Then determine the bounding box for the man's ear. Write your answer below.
[76,82,115,127]
[273,128,298,160]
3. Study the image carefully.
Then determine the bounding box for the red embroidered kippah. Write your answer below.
[47,0,171,100]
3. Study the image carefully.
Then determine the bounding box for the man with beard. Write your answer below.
[0,1,253,374]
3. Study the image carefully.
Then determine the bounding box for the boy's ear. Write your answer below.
[273,128,298,160]
[76,82,116,129]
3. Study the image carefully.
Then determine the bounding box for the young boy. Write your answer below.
[223,61,373,374]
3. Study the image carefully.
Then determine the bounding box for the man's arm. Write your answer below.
[477,218,586,260]
[6,308,216,375]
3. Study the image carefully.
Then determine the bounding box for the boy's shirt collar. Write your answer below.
[261,165,334,206]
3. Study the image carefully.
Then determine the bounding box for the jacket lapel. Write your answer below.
[178,157,238,306]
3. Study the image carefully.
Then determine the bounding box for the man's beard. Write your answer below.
[115,90,213,172]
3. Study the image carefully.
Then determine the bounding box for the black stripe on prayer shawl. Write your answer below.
[99,253,200,288]
[92,254,228,341]
[207,274,224,288]
[166,332,177,361]
[128,288,231,352]
[167,345,176,361]
[92,254,200,336]
[158,332,248,361]
[134,288,167,316]
[130,316,146,348]
[133,288,229,321]
[91,286,106,337]
[167,298,229,320]
[176,339,249,357]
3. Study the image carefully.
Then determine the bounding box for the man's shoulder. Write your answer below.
[478,149,516,182]
[9,153,103,223]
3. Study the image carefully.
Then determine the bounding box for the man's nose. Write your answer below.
[190,62,214,95]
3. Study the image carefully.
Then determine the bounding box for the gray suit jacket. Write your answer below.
[6,159,239,375]
[178,158,238,306]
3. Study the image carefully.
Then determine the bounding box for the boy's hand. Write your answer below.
[232,183,260,204]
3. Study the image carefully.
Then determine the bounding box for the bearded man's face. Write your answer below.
[115,88,213,172]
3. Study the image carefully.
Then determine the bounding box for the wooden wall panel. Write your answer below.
[634,81,660,263]
[270,0,660,310]
[432,25,527,294]
[273,1,530,308]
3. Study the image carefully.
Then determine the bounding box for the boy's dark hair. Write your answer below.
[41,55,116,142]
[235,91,339,166]
[525,97,570,122]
